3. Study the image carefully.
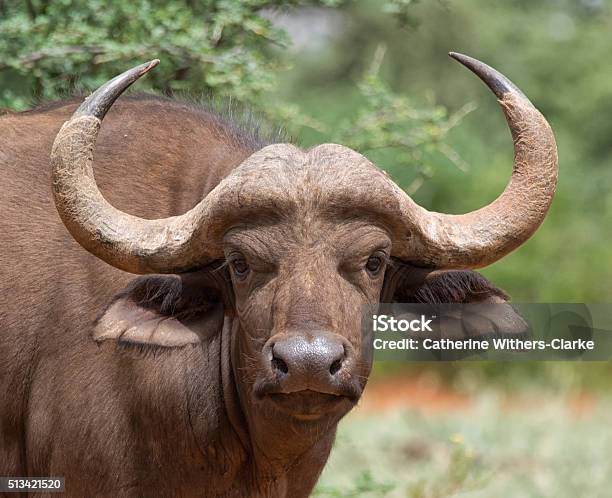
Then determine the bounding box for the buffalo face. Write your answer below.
[225,217,390,420]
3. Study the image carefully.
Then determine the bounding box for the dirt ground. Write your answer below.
[357,373,596,417]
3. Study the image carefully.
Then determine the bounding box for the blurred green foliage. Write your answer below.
[0,0,319,106]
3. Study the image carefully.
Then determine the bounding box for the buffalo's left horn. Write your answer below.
[394,53,558,269]
[51,60,214,274]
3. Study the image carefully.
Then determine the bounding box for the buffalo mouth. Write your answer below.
[258,389,356,420]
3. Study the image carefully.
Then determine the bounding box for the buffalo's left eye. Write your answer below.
[230,258,250,279]
[365,255,384,275]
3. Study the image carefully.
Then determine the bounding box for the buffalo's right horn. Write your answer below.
[51,60,215,274]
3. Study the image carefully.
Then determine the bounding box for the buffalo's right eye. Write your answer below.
[230,258,250,279]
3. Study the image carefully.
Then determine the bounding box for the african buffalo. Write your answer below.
[0,53,557,496]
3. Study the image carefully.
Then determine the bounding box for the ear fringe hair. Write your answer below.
[412,270,509,304]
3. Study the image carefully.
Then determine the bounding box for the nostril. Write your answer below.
[329,358,343,376]
[329,343,347,376]
[271,356,289,375]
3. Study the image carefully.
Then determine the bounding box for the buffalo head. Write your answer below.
[50,54,557,424]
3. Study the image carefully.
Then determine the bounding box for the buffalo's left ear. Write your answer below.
[382,262,510,304]
[94,268,231,348]
[381,262,528,338]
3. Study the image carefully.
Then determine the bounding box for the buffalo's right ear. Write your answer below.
[94,267,232,348]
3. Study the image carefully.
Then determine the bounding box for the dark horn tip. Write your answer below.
[448,51,529,102]
[73,59,161,120]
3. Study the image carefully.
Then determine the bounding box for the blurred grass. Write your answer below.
[314,388,612,497]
